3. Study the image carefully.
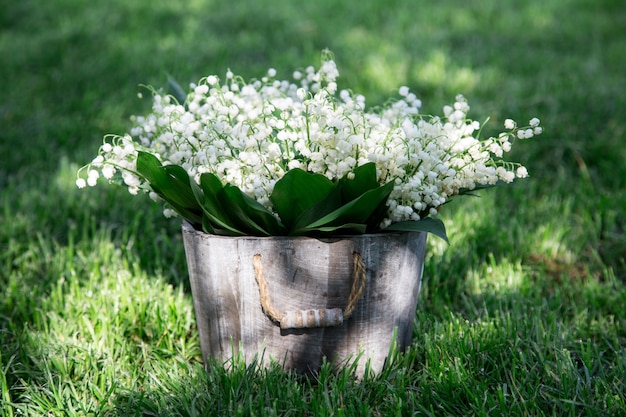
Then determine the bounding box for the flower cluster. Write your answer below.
[78,52,541,228]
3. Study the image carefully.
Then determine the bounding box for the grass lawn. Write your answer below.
[1,0,625,415]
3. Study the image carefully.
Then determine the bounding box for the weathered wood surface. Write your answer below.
[182,222,427,377]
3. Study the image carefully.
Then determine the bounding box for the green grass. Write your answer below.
[1,0,625,415]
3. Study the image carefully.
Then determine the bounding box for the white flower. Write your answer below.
[195,84,209,95]
[80,53,539,229]
[122,172,141,187]
[87,170,99,186]
[294,88,306,101]
[287,160,302,170]
[102,164,116,179]
[163,208,177,218]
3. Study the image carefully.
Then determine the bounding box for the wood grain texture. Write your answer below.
[182,222,427,377]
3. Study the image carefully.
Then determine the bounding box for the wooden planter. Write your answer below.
[181,222,427,376]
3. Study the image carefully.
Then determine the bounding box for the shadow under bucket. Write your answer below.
[181,222,427,377]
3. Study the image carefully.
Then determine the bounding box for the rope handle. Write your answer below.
[252,252,367,329]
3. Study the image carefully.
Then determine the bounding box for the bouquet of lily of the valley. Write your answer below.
[77,50,541,242]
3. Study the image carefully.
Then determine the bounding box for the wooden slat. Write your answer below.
[182,222,427,377]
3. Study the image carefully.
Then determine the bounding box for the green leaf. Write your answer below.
[270,169,334,228]
[222,185,287,236]
[307,223,368,235]
[337,162,379,203]
[364,192,392,232]
[168,76,188,105]
[458,182,501,197]
[293,181,394,235]
[219,188,269,236]
[382,217,449,243]
[188,176,214,234]
[136,152,203,226]
[196,173,247,236]
[200,215,215,234]
[292,165,390,234]
[289,185,342,233]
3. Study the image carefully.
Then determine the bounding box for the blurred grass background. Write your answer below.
[1,0,625,415]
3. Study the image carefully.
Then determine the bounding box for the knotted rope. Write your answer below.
[252,252,367,329]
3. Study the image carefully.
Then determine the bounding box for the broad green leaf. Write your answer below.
[135,151,169,192]
[270,169,334,228]
[290,185,343,233]
[304,223,367,235]
[291,166,388,234]
[220,185,275,236]
[309,181,394,227]
[201,215,215,235]
[458,182,501,197]
[188,177,215,234]
[382,217,449,243]
[163,164,197,194]
[136,152,203,226]
[137,153,192,208]
[293,181,394,235]
[365,193,393,232]
[337,162,379,203]
[196,173,247,236]
[221,185,286,236]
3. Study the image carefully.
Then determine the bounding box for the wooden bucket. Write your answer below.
[181,222,427,376]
